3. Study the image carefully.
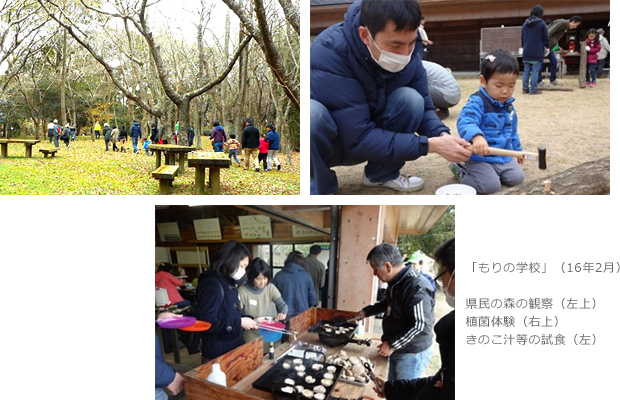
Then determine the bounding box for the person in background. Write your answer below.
[103,122,112,151]
[450,49,524,195]
[356,243,435,381]
[144,136,152,155]
[225,133,242,166]
[521,5,549,95]
[304,245,326,303]
[61,123,71,148]
[70,124,76,141]
[258,133,270,171]
[585,28,601,88]
[111,124,120,151]
[119,125,128,152]
[196,240,259,363]
[596,28,610,79]
[266,123,281,171]
[151,123,159,143]
[410,258,435,291]
[242,118,260,171]
[52,119,61,148]
[155,262,190,308]
[211,121,227,152]
[374,238,455,400]
[130,120,142,154]
[539,15,582,87]
[188,125,196,147]
[418,15,433,60]
[272,251,317,320]
[94,120,102,140]
[156,312,184,400]
[238,258,288,352]
[47,119,56,144]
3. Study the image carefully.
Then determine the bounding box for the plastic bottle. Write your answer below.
[269,342,275,359]
[206,363,227,387]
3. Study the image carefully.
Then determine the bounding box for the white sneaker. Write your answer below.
[361,173,424,192]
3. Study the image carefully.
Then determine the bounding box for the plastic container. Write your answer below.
[207,363,227,387]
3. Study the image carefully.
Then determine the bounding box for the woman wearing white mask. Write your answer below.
[374,238,455,400]
[196,240,259,363]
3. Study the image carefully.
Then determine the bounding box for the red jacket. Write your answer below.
[259,138,269,153]
[155,271,184,305]
[586,38,601,65]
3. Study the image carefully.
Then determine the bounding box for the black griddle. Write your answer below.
[308,320,371,347]
[252,356,343,400]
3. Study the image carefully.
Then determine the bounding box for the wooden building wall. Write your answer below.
[310,0,611,71]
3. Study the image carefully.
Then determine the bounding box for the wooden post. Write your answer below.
[209,167,221,195]
[155,150,162,168]
[1,143,7,158]
[159,179,169,195]
[178,153,186,174]
[337,205,385,334]
[579,41,587,88]
[25,144,33,158]
[195,166,206,195]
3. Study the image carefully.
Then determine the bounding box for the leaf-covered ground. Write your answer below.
[0,138,300,195]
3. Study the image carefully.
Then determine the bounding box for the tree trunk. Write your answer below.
[177,98,191,146]
[501,157,610,195]
[60,30,68,125]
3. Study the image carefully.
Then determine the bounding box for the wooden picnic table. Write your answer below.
[0,139,41,158]
[148,144,196,174]
[188,152,230,195]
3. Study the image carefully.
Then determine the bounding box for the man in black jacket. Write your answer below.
[357,243,435,381]
[242,118,260,171]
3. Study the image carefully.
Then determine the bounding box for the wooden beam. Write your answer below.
[235,206,331,236]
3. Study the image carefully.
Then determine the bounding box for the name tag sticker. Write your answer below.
[249,299,258,306]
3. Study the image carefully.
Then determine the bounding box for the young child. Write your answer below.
[143,137,152,156]
[450,49,524,194]
[585,28,601,87]
[225,133,241,166]
[258,133,270,171]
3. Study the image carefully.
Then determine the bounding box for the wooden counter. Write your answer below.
[184,308,386,400]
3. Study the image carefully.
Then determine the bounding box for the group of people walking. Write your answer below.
[47,119,75,148]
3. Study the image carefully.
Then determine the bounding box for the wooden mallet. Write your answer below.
[466,146,547,169]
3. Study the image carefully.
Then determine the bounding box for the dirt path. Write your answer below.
[331,75,610,195]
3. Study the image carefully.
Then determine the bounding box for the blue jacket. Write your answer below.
[155,334,175,388]
[521,16,549,62]
[267,129,280,150]
[130,122,142,138]
[272,263,316,320]
[310,1,448,164]
[457,87,521,164]
[196,269,245,360]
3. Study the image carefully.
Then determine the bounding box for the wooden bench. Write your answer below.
[152,165,180,195]
[39,149,59,158]
[0,139,41,158]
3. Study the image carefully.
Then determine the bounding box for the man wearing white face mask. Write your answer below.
[373,238,455,400]
[310,0,472,195]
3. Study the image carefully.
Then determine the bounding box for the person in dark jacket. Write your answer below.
[356,243,435,381]
[310,0,471,195]
[130,120,142,154]
[521,5,549,95]
[242,118,260,171]
[156,313,184,399]
[103,123,112,151]
[266,123,281,171]
[151,123,159,143]
[375,238,455,400]
[196,240,258,363]
[119,125,128,152]
[538,15,582,87]
[210,121,226,152]
[272,251,317,320]
[188,126,195,146]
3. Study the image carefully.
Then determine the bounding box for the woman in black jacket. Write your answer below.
[376,238,455,400]
[196,240,259,363]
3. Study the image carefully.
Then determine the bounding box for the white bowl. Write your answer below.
[435,184,476,195]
